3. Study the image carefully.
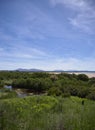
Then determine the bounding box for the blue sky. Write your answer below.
[0,0,95,70]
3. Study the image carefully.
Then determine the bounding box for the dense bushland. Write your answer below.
[0,71,95,100]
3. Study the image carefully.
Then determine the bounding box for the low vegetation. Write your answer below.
[0,96,95,130]
[0,71,95,129]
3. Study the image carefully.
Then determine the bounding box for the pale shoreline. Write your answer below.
[68,72,95,78]
[49,72,95,78]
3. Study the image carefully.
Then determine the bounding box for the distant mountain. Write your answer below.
[16,68,44,72]
[16,69,65,72]
[14,68,95,73]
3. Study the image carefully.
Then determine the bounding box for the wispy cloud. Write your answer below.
[0,0,95,70]
[0,47,4,51]
[50,0,89,10]
[38,57,95,71]
[50,0,95,33]
[0,43,47,59]
[0,31,14,41]
[0,0,76,41]
[1,57,95,71]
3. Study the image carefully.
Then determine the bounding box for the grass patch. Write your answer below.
[0,96,95,130]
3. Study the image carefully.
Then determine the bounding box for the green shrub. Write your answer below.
[48,87,62,96]
[77,74,89,81]
[89,77,95,85]
[62,92,71,98]
[87,93,95,100]
[77,86,89,98]
[0,91,17,99]
[87,87,95,100]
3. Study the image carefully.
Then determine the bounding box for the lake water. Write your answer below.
[3,86,27,98]
[4,85,12,90]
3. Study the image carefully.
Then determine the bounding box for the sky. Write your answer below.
[0,0,95,70]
